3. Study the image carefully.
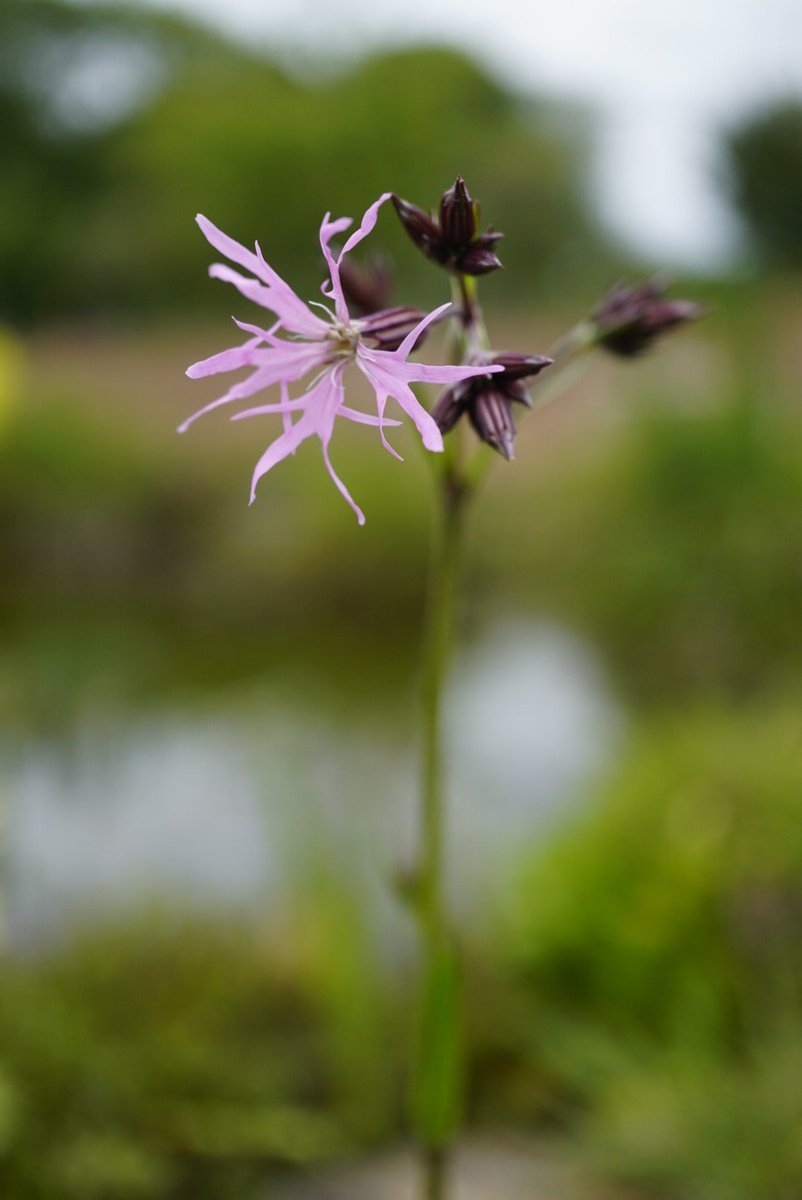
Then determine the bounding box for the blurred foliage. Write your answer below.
[2,284,801,724]
[2,9,801,1193]
[503,705,802,1199]
[0,902,402,1199]
[524,394,802,701]
[0,0,244,323]
[0,0,607,324]
[726,100,802,270]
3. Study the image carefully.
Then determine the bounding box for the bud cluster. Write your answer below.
[593,279,702,357]
[433,353,552,460]
[382,177,701,463]
[392,177,503,277]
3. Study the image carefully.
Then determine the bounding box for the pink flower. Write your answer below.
[182,193,501,524]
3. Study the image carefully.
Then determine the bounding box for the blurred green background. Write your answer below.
[1,1,801,1197]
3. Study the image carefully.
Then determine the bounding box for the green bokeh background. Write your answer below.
[1,3,801,1198]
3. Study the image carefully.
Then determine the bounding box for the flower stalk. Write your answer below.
[414,462,468,1200]
[411,266,488,1200]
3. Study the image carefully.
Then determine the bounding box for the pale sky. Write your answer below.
[80,0,802,267]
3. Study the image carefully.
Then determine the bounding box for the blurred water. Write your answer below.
[3,619,620,949]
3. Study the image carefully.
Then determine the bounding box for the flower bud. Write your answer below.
[391,196,450,265]
[469,387,517,461]
[432,351,552,458]
[392,177,504,276]
[593,279,703,357]
[357,305,433,352]
[488,352,553,381]
[439,176,477,248]
[457,243,504,276]
[339,255,392,316]
[432,381,471,434]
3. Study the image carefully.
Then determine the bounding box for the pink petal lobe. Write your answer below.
[322,441,365,525]
[392,301,452,360]
[208,264,325,338]
[357,355,444,453]
[179,342,329,432]
[319,213,353,322]
[338,406,402,429]
[338,193,393,262]
[186,336,263,379]
[197,214,268,281]
[231,394,316,421]
[311,364,366,524]
[400,360,503,386]
[249,411,317,504]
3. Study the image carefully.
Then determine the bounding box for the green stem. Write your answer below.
[526,317,597,410]
[414,469,469,1200]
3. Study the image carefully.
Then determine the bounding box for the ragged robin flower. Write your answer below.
[433,352,552,460]
[181,194,502,524]
[392,176,504,276]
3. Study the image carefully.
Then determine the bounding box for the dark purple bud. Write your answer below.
[490,352,553,381]
[357,305,431,352]
[468,387,517,460]
[391,195,449,265]
[504,380,534,409]
[474,228,504,247]
[433,382,472,434]
[432,346,551,456]
[339,255,392,316]
[593,278,703,357]
[456,243,504,276]
[393,180,504,274]
[439,176,477,249]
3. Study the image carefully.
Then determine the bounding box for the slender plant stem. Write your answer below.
[413,270,485,1200]
[415,468,468,1200]
[421,476,465,926]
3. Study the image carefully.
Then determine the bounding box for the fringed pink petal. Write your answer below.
[279,380,294,439]
[208,263,276,307]
[230,394,315,421]
[197,215,271,283]
[179,342,328,432]
[313,365,366,525]
[319,213,353,322]
[233,317,283,344]
[179,367,284,433]
[390,301,452,360]
[321,440,365,525]
[337,193,393,263]
[208,264,325,338]
[254,241,328,334]
[357,356,441,453]
[249,411,318,504]
[370,382,403,461]
[186,336,264,379]
[198,215,323,336]
[338,406,402,429]
[398,360,503,386]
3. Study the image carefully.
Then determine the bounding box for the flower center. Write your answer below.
[325,320,360,358]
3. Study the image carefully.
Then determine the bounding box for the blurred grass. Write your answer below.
[499,703,802,1199]
[0,903,403,1199]
[3,279,800,726]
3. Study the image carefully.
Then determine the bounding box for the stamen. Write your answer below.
[309,300,338,322]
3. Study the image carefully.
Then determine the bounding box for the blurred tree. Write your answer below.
[726,100,802,270]
[0,1,608,323]
[110,43,603,313]
[0,0,265,322]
